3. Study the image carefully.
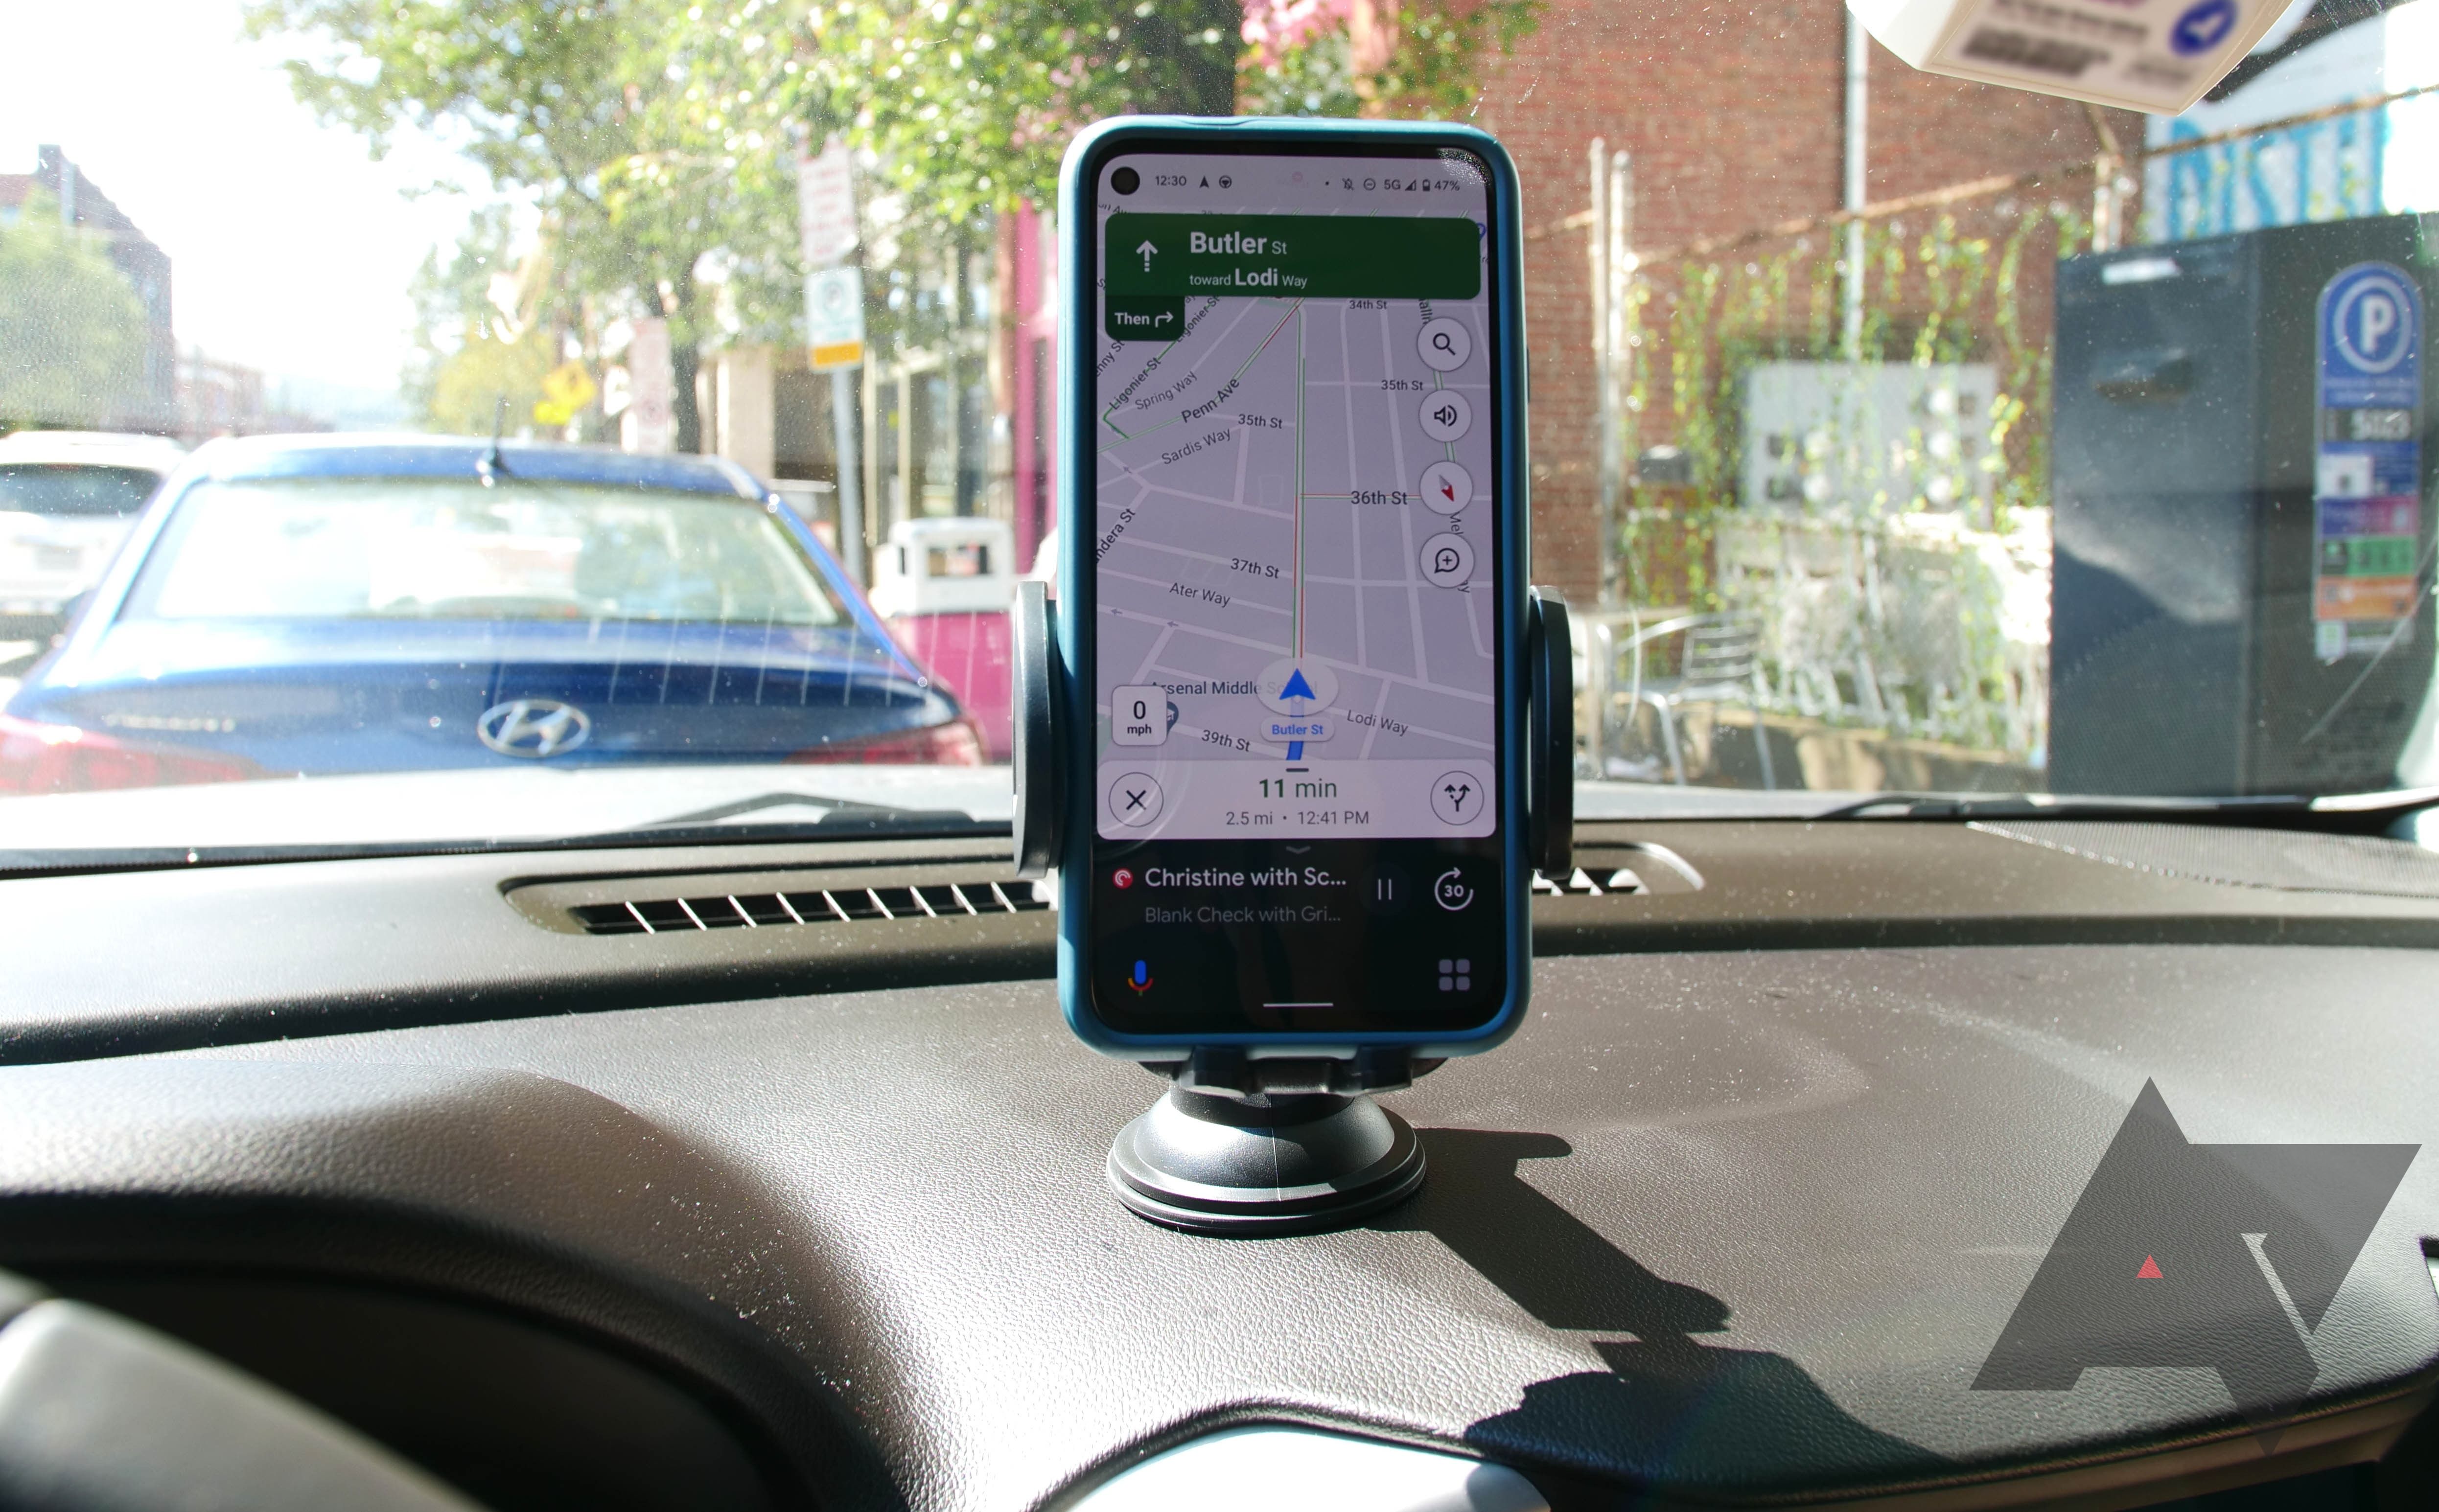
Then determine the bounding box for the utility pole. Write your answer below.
[1588,141,1635,608]
[1843,11,1869,360]
[1589,137,1610,604]
[2085,102,2126,252]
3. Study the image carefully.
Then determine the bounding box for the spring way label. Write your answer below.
[2313,262,2425,661]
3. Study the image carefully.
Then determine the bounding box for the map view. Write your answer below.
[1091,155,1498,841]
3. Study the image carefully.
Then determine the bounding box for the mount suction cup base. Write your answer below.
[1107,1086,1425,1236]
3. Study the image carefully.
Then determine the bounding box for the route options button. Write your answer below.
[1418,318,1472,372]
[1430,771,1482,825]
[1108,770,1163,827]
[1419,532,1474,588]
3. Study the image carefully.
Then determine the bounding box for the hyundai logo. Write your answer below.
[476,698,591,758]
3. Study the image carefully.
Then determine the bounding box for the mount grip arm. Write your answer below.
[1012,578,1061,879]
[1528,585,1575,881]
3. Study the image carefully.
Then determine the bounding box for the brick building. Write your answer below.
[1468,6,2137,603]
[0,147,178,431]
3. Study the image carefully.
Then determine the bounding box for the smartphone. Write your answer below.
[1056,117,1531,1058]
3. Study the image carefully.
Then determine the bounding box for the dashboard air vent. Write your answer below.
[1532,868,1642,895]
[573,880,1050,936]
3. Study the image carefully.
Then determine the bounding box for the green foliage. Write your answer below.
[1622,205,2087,568]
[1238,23,1363,116]
[404,204,521,424]
[1241,0,1542,120]
[247,0,786,445]
[255,0,1546,440]
[840,0,1240,219]
[664,0,1237,229]
[404,206,565,435]
[0,194,149,429]
[1613,203,2091,761]
[428,327,560,436]
[1367,0,1542,118]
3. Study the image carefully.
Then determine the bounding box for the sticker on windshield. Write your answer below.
[2311,263,2423,662]
[1911,0,2286,115]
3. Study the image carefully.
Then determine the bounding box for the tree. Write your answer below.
[677,0,1540,225]
[254,0,1543,449]
[0,192,149,430]
[804,0,1242,220]
[406,206,569,435]
[1240,0,1545,120]
[248,0,787,451]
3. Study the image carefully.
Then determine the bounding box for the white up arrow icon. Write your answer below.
[1137,240,1158,274]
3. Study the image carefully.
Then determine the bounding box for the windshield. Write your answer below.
[124,479,849,625]
[0,0,2433,851]
[0,464,162,519]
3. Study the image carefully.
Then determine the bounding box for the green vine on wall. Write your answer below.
[1609,200,2093,759]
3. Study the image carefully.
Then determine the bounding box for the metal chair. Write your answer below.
[1604,612,1776,789]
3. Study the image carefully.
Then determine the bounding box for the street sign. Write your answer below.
[797,137,858,268]
[532,360,598,426]
[807,265,866,371]
[796,130,866,584]
[1103,212,1480,300]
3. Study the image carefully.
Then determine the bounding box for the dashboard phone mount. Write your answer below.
[1014,581,1572,1236]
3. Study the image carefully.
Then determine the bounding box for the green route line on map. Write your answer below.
[1295,304,1307,657]
[1433,368,1456,462]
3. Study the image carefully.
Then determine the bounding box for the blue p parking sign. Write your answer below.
[2313,262,2425,658]
[2330,268,2419,379]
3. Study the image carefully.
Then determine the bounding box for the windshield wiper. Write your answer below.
[1812,786,2439,833]
[612,791,987,835]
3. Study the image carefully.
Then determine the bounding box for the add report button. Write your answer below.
[1106,295,1186,343]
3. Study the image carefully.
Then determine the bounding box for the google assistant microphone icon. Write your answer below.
[1128,960,1155,994]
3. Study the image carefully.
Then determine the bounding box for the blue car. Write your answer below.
[0,435,982,794]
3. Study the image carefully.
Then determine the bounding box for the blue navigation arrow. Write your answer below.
[1279,667,1318,702]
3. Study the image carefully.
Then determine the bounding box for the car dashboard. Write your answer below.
[0,819,2436,1511]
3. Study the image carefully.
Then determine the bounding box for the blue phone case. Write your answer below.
[1053,115,1533,1062]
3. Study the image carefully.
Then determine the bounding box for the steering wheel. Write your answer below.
[0,1269,479,1512]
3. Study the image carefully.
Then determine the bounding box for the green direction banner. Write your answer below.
[1105,213,1480,301]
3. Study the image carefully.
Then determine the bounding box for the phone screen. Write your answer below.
[1083,141,1510,1039]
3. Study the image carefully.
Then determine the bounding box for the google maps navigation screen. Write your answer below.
[1089,150,1499,848]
